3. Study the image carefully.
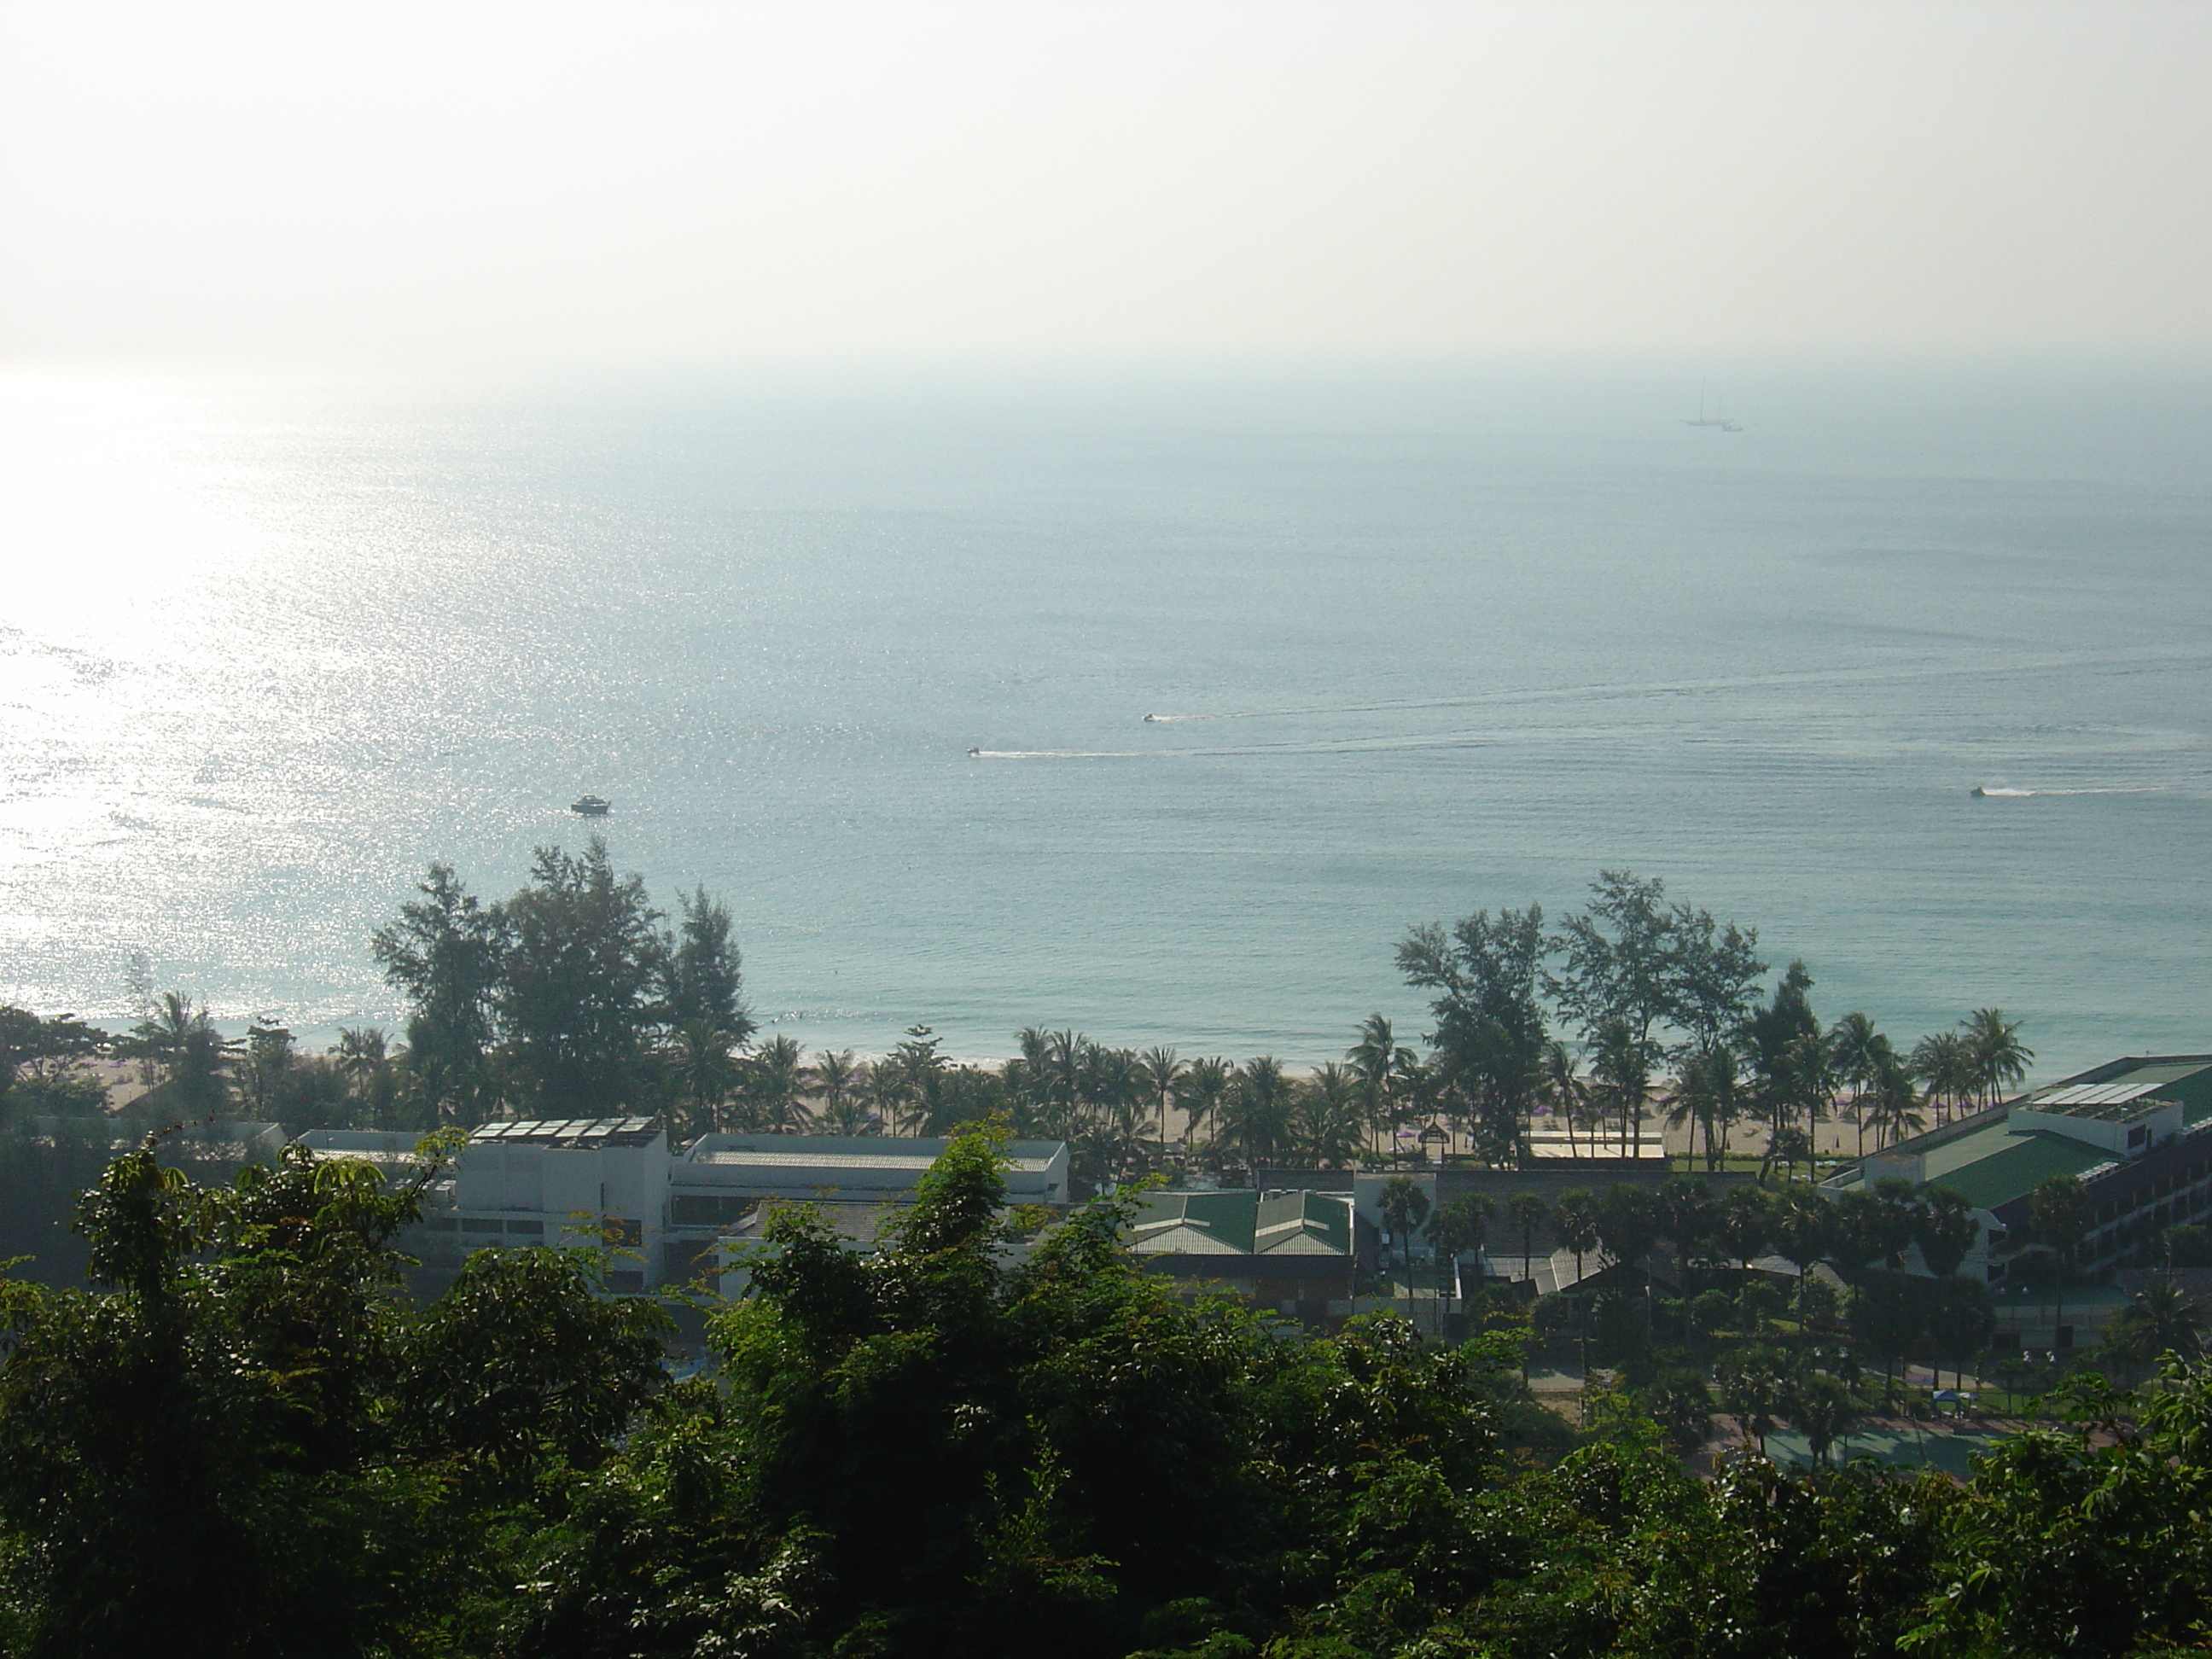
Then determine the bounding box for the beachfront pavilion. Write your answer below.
[1821,1053,2212,1345]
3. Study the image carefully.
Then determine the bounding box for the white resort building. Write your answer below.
[297,1122,1071,1295]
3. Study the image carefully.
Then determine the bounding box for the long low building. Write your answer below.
[298,1123,1069,1293]
[1822,1052,2212,1345]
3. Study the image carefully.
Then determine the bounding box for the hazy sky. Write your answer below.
[2,0,2206,365]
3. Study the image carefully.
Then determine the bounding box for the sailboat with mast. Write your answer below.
[1684,379,1742,432]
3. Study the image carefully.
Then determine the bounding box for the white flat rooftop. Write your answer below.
[683,1134,1065,1172]
[691,1147,1060,1173]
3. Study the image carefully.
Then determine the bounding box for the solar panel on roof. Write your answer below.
[2040,1081,2157,1108]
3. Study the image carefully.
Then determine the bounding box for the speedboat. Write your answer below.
[571,795,612,815]
[1969,786,1987,798]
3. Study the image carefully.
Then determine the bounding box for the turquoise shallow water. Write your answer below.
[1,360,2206,1073]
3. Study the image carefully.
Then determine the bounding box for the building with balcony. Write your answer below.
[1821,1053,2212,1340]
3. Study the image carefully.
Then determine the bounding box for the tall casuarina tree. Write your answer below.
[1397,906,1550,1167]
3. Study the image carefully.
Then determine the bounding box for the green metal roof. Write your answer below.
[1129,1190,1259,1254]
[1922,1129,2110,1212]
[1128,1190,1352,1259]
[1255,1190,1352,1256]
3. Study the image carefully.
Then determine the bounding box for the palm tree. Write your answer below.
[335,1026,389,1090]
[1538,1041,1587,1159]
[132,990,201,1068]
[858,1057,902,1134]
[1429,1194,1493,1323]
[740,1034,808,1133]
[1298,1062,1365,1168]
[1010,1027,1053,1109]
[1909,1029,1972,1126]
[818,1073,876,1136]
[1715,1184,1770,1275]
[1669,1045,1742,1172]
[1783,1030,1836,1161]
[1225,1057,1296,1168]
[809,1048,859,1130]
[1965,1009,2034,1108]
[129,992,236,1114]
[1140,1045,1185,1151]
[1762,1123,1813,1185]
[1180,1057,1232,1151]
[1101,1046,1154,1178]
[888,1025,949,1134]
[667,1019,742,1136]
[1789,1371,1864,1466]
[1043,1029,1086,1117]
[1553,1186,1598,1291]
[1507,1192,1548,1284]
[2029,1173,2093,1350]
[1716,1346,1788,1455]
[332,1026,395,1122]
[1914,1185,1979,1278]
[2109,1280,2206,1365]
[1590,1016,1659,1159]
[1825,1012,1883,1157]
[1767,1184,1835,1293]
[1347,1014,1414,1156]
[1862,1047,1925,1150]
[1389,1052,1434,1166]
[1378,1175,1432,1316]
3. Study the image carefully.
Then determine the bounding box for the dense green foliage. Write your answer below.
[370,841,754,1126]
[0,1133,667,1657]
[0,1127,2208,1657]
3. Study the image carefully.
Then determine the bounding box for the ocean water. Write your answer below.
[1,359,2207,1080]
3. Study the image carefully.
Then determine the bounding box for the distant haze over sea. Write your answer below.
[2,359,2206,1080]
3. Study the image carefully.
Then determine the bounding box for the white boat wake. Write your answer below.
[1971,785,2164,798]
[1139,644,2212,727]
[969,748,1144,760]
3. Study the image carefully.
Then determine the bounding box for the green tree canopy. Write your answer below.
[1398,905,1551,1166]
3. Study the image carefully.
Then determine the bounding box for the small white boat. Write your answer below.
[571,795,612,816]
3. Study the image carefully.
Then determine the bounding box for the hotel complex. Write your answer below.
[1822,1053,2212,1340]
[300,1123,1072,1295]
